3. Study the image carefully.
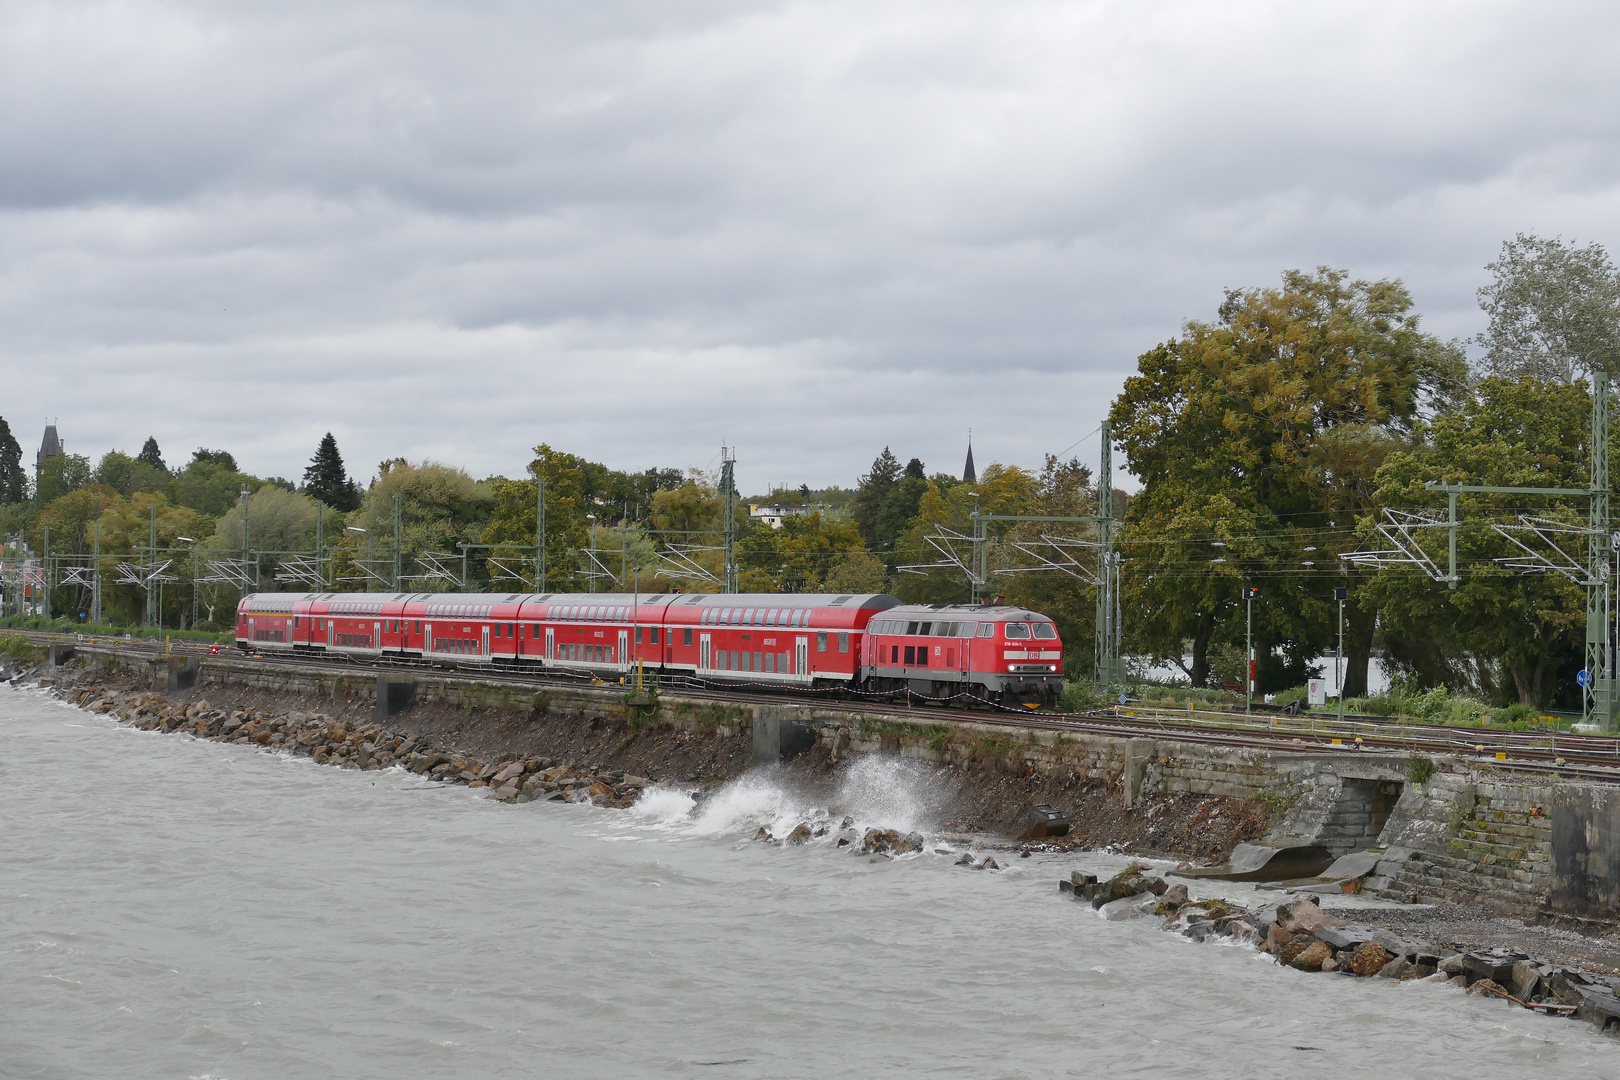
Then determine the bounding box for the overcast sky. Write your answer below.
[4,1,1619,495]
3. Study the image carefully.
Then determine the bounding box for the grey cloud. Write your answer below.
[4,0,1620,492]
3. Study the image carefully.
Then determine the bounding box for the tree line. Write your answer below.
[3,232,1612,707]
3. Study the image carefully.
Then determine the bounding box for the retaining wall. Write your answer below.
[75,646,1620,922]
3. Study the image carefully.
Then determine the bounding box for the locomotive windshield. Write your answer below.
[1004,623,1031,639]
[1032,623,1057,639]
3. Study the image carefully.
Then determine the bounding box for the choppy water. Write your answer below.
[3,685,1616,1079]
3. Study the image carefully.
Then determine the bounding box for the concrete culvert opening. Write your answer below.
[1321,778,1404,855]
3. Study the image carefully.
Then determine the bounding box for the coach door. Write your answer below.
[700,633,711,671]
[545,627,555,666]
[424,624,433,655]
[618,630,629,673]
[372,621,381,652]
[482,626,491,660]
[795,636,808,681]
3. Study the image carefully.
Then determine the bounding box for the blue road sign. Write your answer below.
[1578,669,1592,687]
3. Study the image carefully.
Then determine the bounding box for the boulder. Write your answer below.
[1576,990,1620,1032]
[1099,891,1157,920]
[981,856,1000,870]
[1437,953,1469,977]
[1463,951,1522,986]
[786,823,813,845]
[1510,960,1542,1002]
[1265,924,1294,955]
[1291,941,1334,971]
[1376,956,1411,980]
[1467,978,1511,999]
[1155,883,1190,913]
[493,761,526,784]
[587,781,615,801]
[1320,955,1341,973]
[1277,898,1342,936]
[489,784,521,803]
[1349,942,1393,977]
[622,775,648,790]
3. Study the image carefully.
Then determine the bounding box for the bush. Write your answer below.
[0,632,41,663]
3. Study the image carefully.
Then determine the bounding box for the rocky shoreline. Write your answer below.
[1069,862,1620,1037]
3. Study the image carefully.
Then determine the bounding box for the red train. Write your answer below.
[236,590,1065,705]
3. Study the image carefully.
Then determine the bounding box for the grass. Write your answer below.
[0,615,232,645]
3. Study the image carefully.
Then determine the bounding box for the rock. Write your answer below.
[1320,955,1341,973]
[1437,953,1469,977]
[754,826,774,842]
[1463,951,1522,986]
[981,856,999,870]
[587,781,615,801]
[1467,978,1511,999]
[1376,956,1411,980]
[1155,884,1190,913]
[493,761,525,784]
[1448,974,1468,988]
[858,829,901,855]
[1349,942,1393,977]
[622,775,648,789]
[956,853,975,866]
[1278,898,1341,936]
[786,823,813,845]
[835,829,859,848]
[521,776,546,797]
[1510,959,1542,1001]
[1575,990,1620,1031]
[891,832,924,855]
[489,784,521,802]
[1265,924,1294,955]
[1099,891,1157,920]
[1291,941,1334,971]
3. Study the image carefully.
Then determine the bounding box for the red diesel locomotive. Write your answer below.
[237,590,1064,705]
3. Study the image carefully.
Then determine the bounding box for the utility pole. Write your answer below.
[721,447,737,593]
[91,523,101,626]
[147,504,157,628]
[1094,421,1118,688]
[1590,371,1612,726]
[1335,586,1347,726]
[42,526,49,621]
[1243,584,1260,714]
[392,492,402,592]
[240,485,252,599]
[315,503,325,591]
[536,473,546,592]
[588,515,597,593]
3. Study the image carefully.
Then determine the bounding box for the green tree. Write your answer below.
[136,437,166,472]
[1476,234,1620,383]
[94,451,170,497]
[851,448,902,548]
[891,464,1039,604]
[1108,268,1466,691]
[168,456,260,517]
[302,433,361,511]
[35,453,91,505]
[1364,378,1594,705]
[0,417,25,503]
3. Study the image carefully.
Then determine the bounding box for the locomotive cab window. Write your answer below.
[1033,623,1058,639]
[1005,623,1032,639]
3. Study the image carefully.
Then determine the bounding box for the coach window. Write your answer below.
[978,622,995,638]
[683,628,693,646]
[414,621,421,634]
[741,608,753,625]
[838,633,849,653]
[1005,622,1031,639]
[817,632,828,652]
[650,628,659,644]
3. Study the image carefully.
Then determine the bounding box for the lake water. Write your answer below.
[2,684,1613,1079]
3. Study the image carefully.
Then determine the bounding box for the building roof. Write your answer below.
[38,424,61,458]
[963,441,976,482]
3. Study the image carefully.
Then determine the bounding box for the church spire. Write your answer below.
[962,435,976,483]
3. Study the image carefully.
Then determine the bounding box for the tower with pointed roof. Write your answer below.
[36,423,62,490]
[962,438,976,483]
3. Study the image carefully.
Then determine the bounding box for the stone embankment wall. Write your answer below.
[69,646,1620,923]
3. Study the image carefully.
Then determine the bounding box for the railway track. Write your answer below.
[20,629,1620,782]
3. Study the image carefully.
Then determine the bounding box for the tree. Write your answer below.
[303,433,361,511]
[0,418,25,503]
[94,451,169,497]
[137,437,167,473]
[35,453,92,505]
[891,464,1039,604]
[852,448,902,548]
[1476,234,1620,383]
[1364,378,1594,705]
[1109,268,1466,691]
[190,448,238,471]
